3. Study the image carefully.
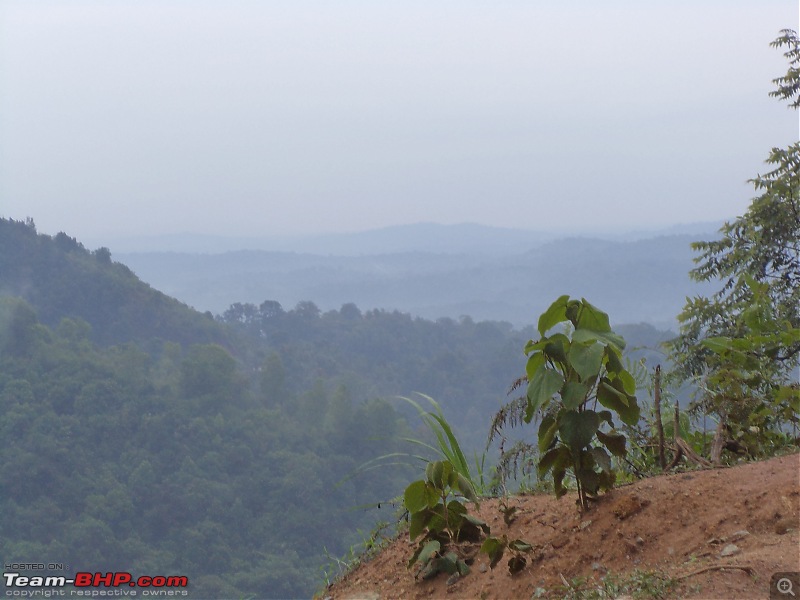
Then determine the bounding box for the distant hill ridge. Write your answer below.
[0,218,230,348]
[90,220,726,255]
[116,229,721,329]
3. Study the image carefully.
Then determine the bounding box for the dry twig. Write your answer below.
[676,564,755,580]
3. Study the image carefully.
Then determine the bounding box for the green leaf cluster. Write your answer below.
[403,460,487,579]
[524,296,640,509]
[698,277,800,446]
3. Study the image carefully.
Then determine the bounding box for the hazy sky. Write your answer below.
[1,1,797,244]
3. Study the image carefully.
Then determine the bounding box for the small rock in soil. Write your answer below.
[720,544,740,557]
[728,530,750,542]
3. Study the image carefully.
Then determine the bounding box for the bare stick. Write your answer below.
[675,437,713,468]
[667,402,714,469]
[677,564,755,580]
[665,445,683,470]
[654,365,666,470]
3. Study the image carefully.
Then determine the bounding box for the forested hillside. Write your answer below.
[0,219,675,597]
[0,218,229,347]
[0,295,412,597]
[216,300,673,453]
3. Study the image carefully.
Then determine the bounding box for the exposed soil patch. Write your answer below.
[323,452,800,600]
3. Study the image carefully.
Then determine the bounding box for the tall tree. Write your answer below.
[671,30,800,447]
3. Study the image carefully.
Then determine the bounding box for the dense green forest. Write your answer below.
[0,218,674,597]
[0,291,410,597]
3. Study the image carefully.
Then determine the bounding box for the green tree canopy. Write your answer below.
[671,29,800,442]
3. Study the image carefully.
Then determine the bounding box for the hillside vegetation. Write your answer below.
[0,218,677,598]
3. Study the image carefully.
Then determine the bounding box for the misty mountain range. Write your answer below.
[116,222,723,329]
[100,220,726,255]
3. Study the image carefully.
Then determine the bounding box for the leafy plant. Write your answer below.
[403,460,488,580]
[696,276,800,459]
[524,296,640,510]
[480,534,533,575]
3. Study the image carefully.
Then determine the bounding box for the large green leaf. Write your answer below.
[553,464,568,498]
[524,338,548,355]
[480,537,506,570]
[538,413,559,451]
[455,473,479,505]
[568,342,604,381]
[597,378,640,425]
[597,410,614,426]
[446,498,467,515]
[417,540,440,565]
[558,409,600,453]
[596,430,627,457]
[525,351,546,381]
[426,460,453,492]
[572,328,626,350]
[590,446,612,473]
[599,380,629,406]
[537,444,571,477]
[437,552,461,575]
[544,333,570,364]
[617,369,637,396]
[538,295,570,335]
[561,381,589,410]
[576,468,601,495]
[525,365,564,422]
[408,509,430,541]
[404,480,433,513]
[426,508,447,533]
[573,298,611,332]
[603,345,625,374]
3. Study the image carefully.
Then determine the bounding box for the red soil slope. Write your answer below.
[324,453,800,600]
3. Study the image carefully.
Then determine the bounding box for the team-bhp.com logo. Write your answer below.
[4,571,189,597]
